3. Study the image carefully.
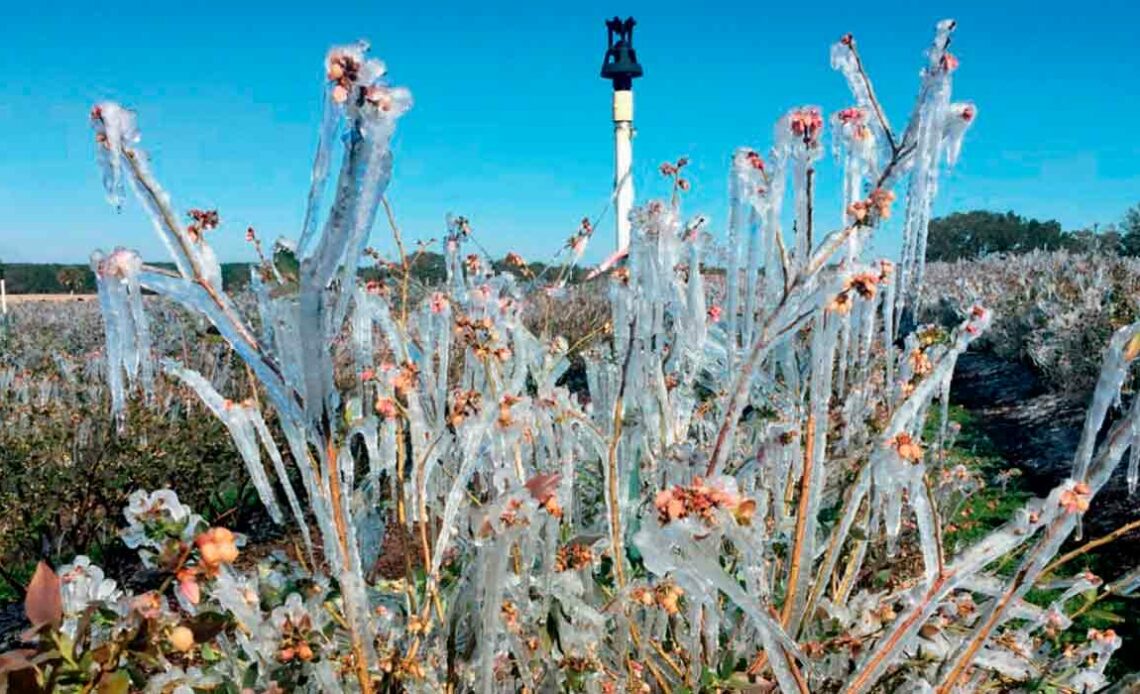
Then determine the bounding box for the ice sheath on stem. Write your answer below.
[89,43,412,692]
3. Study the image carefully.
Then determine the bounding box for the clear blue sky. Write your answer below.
[2,0,1138,264]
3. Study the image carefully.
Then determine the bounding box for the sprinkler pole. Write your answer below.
[600,17,644,252]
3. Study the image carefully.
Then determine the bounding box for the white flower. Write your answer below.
[59,556,119,613]
[57,556,122,640]
[122,489,193,550]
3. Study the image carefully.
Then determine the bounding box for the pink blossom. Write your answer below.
[429,292,449,314]
[836,107,864,124]
[789,108,824,142]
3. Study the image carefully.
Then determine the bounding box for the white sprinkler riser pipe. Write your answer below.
[613,89,634,252]
[0,279,6,315]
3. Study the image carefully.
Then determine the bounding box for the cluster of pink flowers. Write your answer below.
[846,188,896,226]
[836,106,872,140]
[743,149,765,172]
[829,271,884,315]
[659,157,691,192]
[429,292,449,314]
[789,107,824,145]
[326,52,361,104]
[889,433,924,463]
[186,209,219,243]
[1059,481,1091,514]
[653,478,756,526]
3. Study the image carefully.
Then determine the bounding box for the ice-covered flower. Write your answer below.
[744,149,765,172]
[554,543,594,572]
[196,527,240,574]
[909,349,933,376]
[1059,481,1091,514]
[169,625,195,652]
[890,433,924,463]
[835,106,872,143]
[429,292,450,314]
[869,188,896,219]
[789,107,824,145]
[829,290,854,314]
[847,272,880,300]
[652,477,753,527]
[123,489,200,552]
[59,556,119,614]
[57,556,122,639]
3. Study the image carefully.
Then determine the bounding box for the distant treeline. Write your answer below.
[11,204,1134,293]
[927,204,1140,261]
[0,252,588,294]
[0,263,259,294]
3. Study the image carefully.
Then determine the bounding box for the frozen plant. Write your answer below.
[13,20,1130,694]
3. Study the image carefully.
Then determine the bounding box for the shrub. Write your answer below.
[0,301,266,599]
[924,251,1140,395]
[4,21,1138,694]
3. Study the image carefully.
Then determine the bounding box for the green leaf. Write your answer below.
[242,662,259,689]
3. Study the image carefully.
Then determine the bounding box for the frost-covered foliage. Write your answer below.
[0,299,263,574]
[924,250,1140,395]
[8,23,1140,694]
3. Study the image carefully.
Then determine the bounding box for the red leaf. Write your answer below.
[0,648,35,675]
[524,473,561,503]
[24,562,62,628]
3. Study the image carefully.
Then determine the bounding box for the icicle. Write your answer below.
[89,102,201,281]
[296,49,349,256]
[1130,423,1140,496]
[725,155,746,361]
[774,106,824,271]
[943,102,977,167]
[90,101,135,210]
[137,269,303,426]
[830,41,894,150]
[785,309,840,633]
[1073,323,1140,481]
[163,361,284,525]
[91,248,153,423]
[895,19,957,327]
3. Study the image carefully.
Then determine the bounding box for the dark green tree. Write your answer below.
[926,210,1066,261]
[1120,204,1140,257]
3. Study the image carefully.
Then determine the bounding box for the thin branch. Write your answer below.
[1042,518,1140,579]
[843,38,898,153]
